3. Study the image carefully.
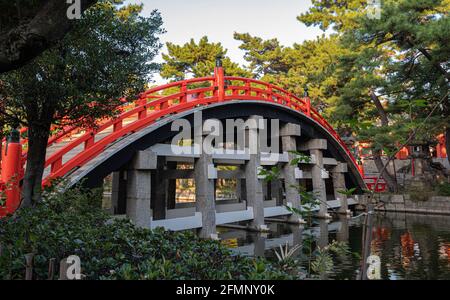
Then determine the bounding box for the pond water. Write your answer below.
[218,212,450,280]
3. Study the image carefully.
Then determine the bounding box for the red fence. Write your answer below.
[363,176,387,192]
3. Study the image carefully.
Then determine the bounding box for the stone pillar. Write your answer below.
[337,214,349,242]
[332,162,349,214]
[110,171,123,215]
[194,151,217,239]
[245,152,267,231]
[290,224,303,257]
[167,162,177,210]
[152,156,167,220]
[302,139,330,218]
[244,115,267,231]
[263,180,269,201]
[317,219,329,249]
[236,178,243,202]
[126,150,157,228]
[271,180,283,206]
[253,233,267,257]
[112,170,128,214]
[281,123,303,223]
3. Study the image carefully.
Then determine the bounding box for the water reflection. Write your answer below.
[336,215,349,243]
[317,219,329,249]
[218,212,450,280]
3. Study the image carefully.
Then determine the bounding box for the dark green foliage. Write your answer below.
[161,36,251,81]
[0,1,165,206]
[437,182,450,196]
[0,188,295,280]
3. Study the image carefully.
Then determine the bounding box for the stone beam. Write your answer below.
[299,139,327,151]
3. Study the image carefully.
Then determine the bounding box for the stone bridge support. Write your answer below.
[245,115,268,232]
[110,170,126,215]
[125,150,157,228]
[332,162,349,214]
[281,123,304,223]
[194,151,217,239]
[301,139,330,218]
[337,215,349,242]
[153,156,167,220]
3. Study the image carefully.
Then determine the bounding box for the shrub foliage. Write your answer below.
[0,188,295,280]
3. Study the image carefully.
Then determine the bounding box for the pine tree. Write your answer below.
[161,36,250,81]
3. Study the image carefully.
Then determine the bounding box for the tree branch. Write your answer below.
[0,0,98,73]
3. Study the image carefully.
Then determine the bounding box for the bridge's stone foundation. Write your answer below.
[106,120,357,235]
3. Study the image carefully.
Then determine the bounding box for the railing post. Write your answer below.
[245,80,251,96]
[137,97,147,119]
[180,82,187,103]
[214,57,225,102]
[304,86,311,117]
[1,129,22,215]
[267,86,273,101]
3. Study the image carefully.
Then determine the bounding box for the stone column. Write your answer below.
[166,161,177,210]
[317,219,329,249]
[253,233,267,257]
[271,180,283,206]
[281,123,303,223]
[290,224,303,257]
[111,170,127,215]
[152,156,167,220]
[194,151,217,239]
[244,115,267,231]
[126,150,157,228]
[245,152,267,231]
[236,178,244,202]
[317,218,330,280]
[110,171,123,215]
[337,214,349,242]
[301,139,330,218]
[332,162,349,214]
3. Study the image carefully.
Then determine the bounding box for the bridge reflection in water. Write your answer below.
[219,215,355,257]
[218,213,450,280]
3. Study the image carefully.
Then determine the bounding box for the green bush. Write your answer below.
[437,182,450,197]
[0,187,297,280]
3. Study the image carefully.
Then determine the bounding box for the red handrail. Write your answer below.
[1,68,361,194]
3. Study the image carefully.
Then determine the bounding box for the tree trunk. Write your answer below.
[369,90,399,192]
[21,124,52,208]
[373,150,398,193]
[0,0,98,73]
[370,91,389,125]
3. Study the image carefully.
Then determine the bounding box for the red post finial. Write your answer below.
[214,57,225,102]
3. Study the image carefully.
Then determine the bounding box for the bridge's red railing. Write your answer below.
[0,66,363,215]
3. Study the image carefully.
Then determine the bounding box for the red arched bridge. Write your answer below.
[0,65,369,235]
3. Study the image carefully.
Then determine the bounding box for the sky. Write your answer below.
[128,0,324,83]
